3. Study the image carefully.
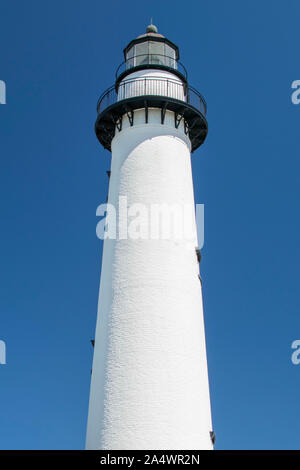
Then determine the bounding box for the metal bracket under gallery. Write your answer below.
[95,95,208,153]
[95,78,208,153]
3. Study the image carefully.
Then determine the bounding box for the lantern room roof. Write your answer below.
[136,32,165,39]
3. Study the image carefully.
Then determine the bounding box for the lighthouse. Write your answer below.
[86,24,214,450]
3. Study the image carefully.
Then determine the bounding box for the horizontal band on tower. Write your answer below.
[95,79,208,153]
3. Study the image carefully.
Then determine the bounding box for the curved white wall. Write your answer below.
[117,69,186,102]
[86,109,213,450]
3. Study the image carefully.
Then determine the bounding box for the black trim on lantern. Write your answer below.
[95,95,208,153]
[116,55,187,80]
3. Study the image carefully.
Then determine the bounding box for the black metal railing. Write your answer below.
[115,54,188,80]
[97,77,207,117]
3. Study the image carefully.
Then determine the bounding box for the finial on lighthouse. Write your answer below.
[146,18,158,34]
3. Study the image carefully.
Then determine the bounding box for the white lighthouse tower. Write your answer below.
[86,24,214,450]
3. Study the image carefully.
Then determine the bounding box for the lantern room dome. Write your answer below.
[146,23,158,34]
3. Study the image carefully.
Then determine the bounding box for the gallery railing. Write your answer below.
[97,77,207,117]
[115,54,188,80]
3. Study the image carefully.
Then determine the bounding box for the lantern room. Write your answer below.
[115,23,187,85]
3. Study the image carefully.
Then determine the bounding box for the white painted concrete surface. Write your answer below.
[86,107,213,450]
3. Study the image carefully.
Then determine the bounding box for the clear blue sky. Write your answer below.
[1,0,300,450]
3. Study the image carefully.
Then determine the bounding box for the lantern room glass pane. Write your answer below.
[165,44,176,68]
[126,46,134,69]
[125,40,177,70]
[135,42,149,66]
[149,41,165,66]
